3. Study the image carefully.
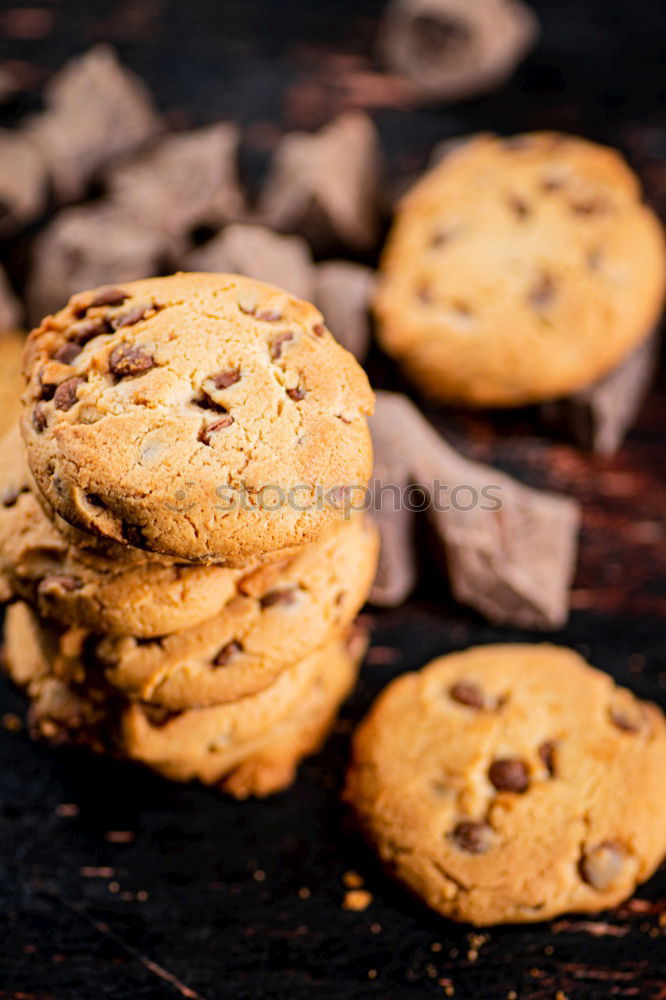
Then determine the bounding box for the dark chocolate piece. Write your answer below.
[541,331,660,456]
[369,392,580,629]
[258,111,382,253]
[378,0,538,103]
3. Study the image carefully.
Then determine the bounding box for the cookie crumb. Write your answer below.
[343,870,364,889]
[343,889,373,911]
[1,712,22,732]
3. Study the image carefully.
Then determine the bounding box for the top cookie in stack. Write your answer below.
[21,272,375,564]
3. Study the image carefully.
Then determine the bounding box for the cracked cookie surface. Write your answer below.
[375,132,666,406]
[345,643,666,925]
[22,272,374,564]
[4,602,364,799]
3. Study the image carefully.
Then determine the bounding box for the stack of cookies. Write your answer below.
[1,272,378,798]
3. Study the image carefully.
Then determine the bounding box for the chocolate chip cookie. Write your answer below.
[5,602,364,799]
[22,273,374,564]
[375,133,666,406]
[346,644,666,925]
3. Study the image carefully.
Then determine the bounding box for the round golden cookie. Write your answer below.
[21,272,374,564]
[4,602,363,799]
[67,513,377,708]
[375,132,666,406]
[346,644,666,925]
[0,330,24,440]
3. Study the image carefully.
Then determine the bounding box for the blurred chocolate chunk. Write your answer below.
[258,111,382,253]
[27,203,169,323]
[186,223,315,300]
[378,0,538,103]
[26,45,161,201]
[369,392,580,629]
[314,261,375,361]
[107,124,245,252]
[369,460,418,607]
[0,267,22,332]
[542,332,660,456]
[0,129,48,236]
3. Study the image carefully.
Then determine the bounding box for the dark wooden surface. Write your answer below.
[1,1,665,998]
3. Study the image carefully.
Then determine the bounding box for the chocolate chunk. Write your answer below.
[26,203,169,324]
[25,45,161,201]
[270,332,294,360]
[38,378,56,401]
[314,261,375,362]
[141,703,181,728]
[451,821,493,854]
[109,344,155,378]
[110,304,149,329]
[538,739,557,776]
[312,323,326,337]
[122,521,147,549]
[450,681,486,709]
[107,123,244,249]
[53,375,85,411]
[488,758,529,793]
[541,330,659,456]
[53,341,82,364]
[186,224,315,301]
[260,588,297,609]
[0,129,48,237]
[529,272,556,309]
[37,574,83,594]
[257,310,283,323]
[368,392,580,629]
[213,640,243,666]
[69,316,111,344]
[258,111,381,253]
[90,286,128,308]
[199,415,235,444]
[580,842,626,891]
[378,0,538,103]
[507,193,531,218]
[209,369,241,390]
[32,403,47,432]
[287,385,306,401]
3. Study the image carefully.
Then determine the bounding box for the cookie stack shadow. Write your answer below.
[1,273,378,798]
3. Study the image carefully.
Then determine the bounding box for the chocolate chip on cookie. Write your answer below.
[109,344,156,378]
[488,758,530,793]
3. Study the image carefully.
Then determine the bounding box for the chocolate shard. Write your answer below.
[369,462,418,608]
[541,331,660,456]
[258,111,382,253]
[25,44,161,201]
[186,223,315,301]
[0,129,48,236]
[108,124,245,252]
[378,0,538,103]
[369,392,580,629]
[26,203,169,324]
[314,261,375,361]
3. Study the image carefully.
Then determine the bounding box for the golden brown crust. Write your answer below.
[346,643,666,925]
[375,132,666,406]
